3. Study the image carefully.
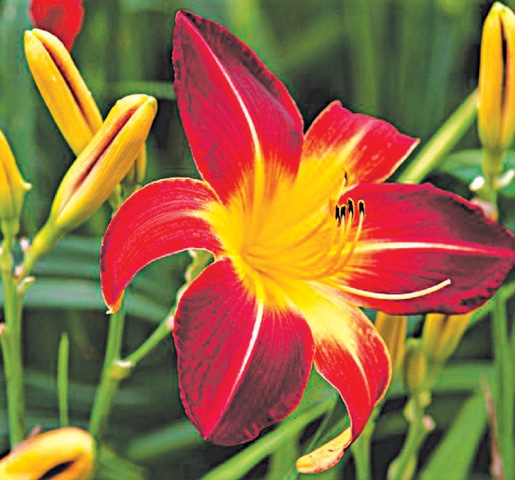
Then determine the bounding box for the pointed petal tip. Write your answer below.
[296,428,353,474]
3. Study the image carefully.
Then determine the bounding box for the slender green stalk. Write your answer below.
[491,294,513,480]
[387,395,433,480]
[398,90,478,184]
[481,147,514,480]
[352,407,380,480]
[123,315,172,366]
[89,308,127,439]
[0,235,26,447]
[58,332,70,427]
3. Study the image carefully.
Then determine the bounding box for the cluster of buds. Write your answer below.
[478,2,515,189]
[12,28,157,275]
[375,311,472,399]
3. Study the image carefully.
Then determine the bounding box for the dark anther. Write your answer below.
[347,198,355,217]
[358,200,365,216]
[343,172,348,185]
[335,205,341,222]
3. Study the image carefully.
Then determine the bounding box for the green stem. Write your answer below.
[491,293,513,480]
[398,89,478,184]
[89,308,127,439]
[123,314,172,366]
[352,408,378,480]
[0,235,25,447]
[387,394,433,480]
[58,332,70,427]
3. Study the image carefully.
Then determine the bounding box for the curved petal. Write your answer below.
[173,258,314,445]
[100,178,222,312]
[295,290,390,473]
[173,11,303,203]
[302,101,418,186]
[333,183,515,314]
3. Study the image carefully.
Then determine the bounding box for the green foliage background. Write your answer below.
[0,0,513,479]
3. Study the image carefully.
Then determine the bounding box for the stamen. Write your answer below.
[347,198,354,217]
[340,278,452,300]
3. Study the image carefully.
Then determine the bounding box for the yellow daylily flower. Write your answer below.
[0,427,94,480]
[0,130,31,236]
[24,29,103,155]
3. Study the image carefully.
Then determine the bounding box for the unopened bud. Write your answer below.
[22,95,157,275]
[403,339,428,396]
[0,131,31,237]
[0,427,94,479]
[24,29,103,155]
[478,3,515,172]
[375,312,407,381]
[422,312,472,366]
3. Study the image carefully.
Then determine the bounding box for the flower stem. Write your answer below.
[491,293,513,480]
[398,89,478,184]
[387,393,434,480]
[0,235,26,447]
[58,332,70,427]
[89,308,127,439]
[123,315,172,365]
[352,407,379,480]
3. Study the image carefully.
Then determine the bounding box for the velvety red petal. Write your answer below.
[302,101,418,185]
[100,178,222,312]
[173,258,314,445]
[334,183,515,314]
[29,0,84,50]
[295,292,390,473]
[173,11,303,203]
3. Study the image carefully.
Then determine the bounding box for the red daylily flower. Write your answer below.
[29,0,84,50]
[100,11,515,473]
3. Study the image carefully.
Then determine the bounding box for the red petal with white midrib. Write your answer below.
[100,178,222,312]
[173,11,303,204]
[335,183,515,314]
[302,101,418,185]
[174,258,314,445]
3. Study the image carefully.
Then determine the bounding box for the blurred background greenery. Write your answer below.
[0,0,513,478]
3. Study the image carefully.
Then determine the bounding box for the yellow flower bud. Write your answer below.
[403,339,428,396]
[478,3,515,159]
[24,29,103,155]
[0,427,94,479]
[422,312,472,366]
[51,94,157,230]
[0,131,31,236]
[375,312,407,381]
[22,94,157,274]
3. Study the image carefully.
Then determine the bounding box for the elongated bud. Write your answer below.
[24,29,103,154]
[478,3,515,164]
[51,94,157,230]
[422,312,472,366]
[0,131,32,237]
[0,427,94,479]
[22,95,157,275]
[375,312,407,381]
[403,339,428,396]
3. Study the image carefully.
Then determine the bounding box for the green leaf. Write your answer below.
[420,392,487,480]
